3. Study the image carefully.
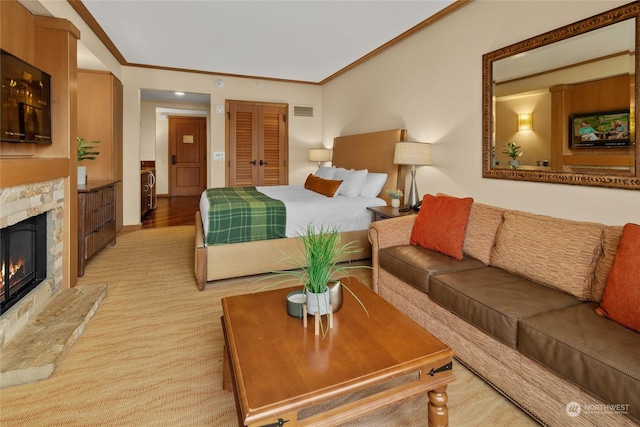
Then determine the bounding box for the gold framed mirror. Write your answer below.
[482,2,639,190]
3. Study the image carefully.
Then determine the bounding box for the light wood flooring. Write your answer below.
[141,196,200,228]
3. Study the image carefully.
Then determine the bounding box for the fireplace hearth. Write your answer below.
[1,212,47,314]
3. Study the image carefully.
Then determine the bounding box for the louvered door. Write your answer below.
[227,100,288,187]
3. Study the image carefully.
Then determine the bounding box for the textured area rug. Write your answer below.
[0,226,538,426]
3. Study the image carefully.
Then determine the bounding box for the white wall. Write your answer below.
[122,67,323,225]
[321,0,639,225]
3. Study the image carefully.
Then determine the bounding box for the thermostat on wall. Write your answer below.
[214,152,225,160]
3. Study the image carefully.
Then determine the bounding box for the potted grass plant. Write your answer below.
[259,223,369,337]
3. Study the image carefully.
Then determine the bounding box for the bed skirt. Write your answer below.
[194,212,371,290]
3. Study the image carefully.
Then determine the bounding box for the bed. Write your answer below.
[194,128,407,290]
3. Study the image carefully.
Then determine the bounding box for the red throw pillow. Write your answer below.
[304,174,342,197]
[410,194,473,260]
[595,223,640,333]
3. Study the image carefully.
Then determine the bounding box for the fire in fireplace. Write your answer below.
[1,212,47,314]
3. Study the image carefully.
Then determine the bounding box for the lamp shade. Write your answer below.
[309,148,331,163]
[393,142,432,166]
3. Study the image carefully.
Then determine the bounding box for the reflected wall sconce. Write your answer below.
[518,113,533,131]
[309,148,331,167]
[393,142,432,211]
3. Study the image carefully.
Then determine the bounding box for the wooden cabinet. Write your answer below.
[78,181,118,276]
[78,70,123,230]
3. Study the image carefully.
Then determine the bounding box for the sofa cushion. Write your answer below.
[490,210,603,300]
[430,267,582,348]
[595,223,640,333]
[591,225,623,302]
[379,245,487,294]
[410,194,473,260]
[462,202,506,264]
[519,302,640,420]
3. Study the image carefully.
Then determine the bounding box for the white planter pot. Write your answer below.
[306,288,330,315]
[77,166,87,185]
[391,198,400,208]
[509,160,520,168]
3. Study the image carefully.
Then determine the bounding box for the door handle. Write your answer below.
[171,155,176,165]
[259,160,268,166]
[249,160,257,166]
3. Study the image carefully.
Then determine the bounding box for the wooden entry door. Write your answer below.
[169,116,207,196]
[227,100,288,187]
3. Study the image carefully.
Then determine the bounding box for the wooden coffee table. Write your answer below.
[221,277,455,427]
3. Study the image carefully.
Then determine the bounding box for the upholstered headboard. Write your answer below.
[332,129,407,205]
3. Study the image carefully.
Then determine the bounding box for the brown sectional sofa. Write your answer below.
[368,202,640,426]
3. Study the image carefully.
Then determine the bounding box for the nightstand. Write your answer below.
[367,205,419,222]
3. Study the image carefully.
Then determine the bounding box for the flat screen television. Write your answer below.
[570,109,631,148]
[1,49,52,144]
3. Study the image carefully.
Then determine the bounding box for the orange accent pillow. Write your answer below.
[595,223,640,333]
[410,194,473,260]
[304,174,342,197]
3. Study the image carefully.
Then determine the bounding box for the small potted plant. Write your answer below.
[386,188,404,208]
[502,141,522,169]
[77,137,100,185]
[259,223,369,337]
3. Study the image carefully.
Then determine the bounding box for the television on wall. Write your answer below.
[570,109,631,148]
[1,49,52,144]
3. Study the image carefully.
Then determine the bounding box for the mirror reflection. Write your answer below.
[483,4,639,190]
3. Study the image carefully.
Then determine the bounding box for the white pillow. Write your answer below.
[314,166,336,180]
[334,168,369,197]
[360,173,388,198]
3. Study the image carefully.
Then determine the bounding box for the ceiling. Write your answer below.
[76,0,456,84]
[493,18,635,83]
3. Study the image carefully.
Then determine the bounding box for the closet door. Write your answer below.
[227,100,288,187]
[228,102,259,187]
[259,104,288,186]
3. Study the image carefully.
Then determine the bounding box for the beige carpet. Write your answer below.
[0,226,538,426]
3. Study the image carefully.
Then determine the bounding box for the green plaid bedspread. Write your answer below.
[204,187,286,245]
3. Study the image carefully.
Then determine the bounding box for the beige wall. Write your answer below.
[37,0,639,226]
[321,0,639,225]
[495,92,551,166]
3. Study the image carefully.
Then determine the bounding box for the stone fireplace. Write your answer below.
[1,212,48,314]
[0,179,64,347]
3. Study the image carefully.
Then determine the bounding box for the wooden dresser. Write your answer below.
[78,180,118,276]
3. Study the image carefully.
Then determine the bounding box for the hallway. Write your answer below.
[141,196,200,228]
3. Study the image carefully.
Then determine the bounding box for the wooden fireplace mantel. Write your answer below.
[0,158,70,189]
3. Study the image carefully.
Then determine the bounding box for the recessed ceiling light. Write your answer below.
[175,91,185,96]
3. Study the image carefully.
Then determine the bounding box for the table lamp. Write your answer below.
[393,142,432,210]
[309,148,331,168]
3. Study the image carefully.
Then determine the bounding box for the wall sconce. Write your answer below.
[308,148,331,168]
[518,113,533,131]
